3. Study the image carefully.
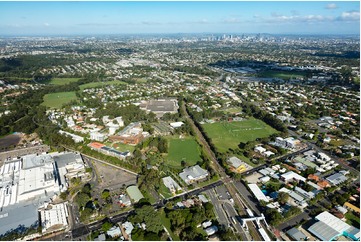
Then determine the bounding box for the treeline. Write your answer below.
[0,55,115,78]
[165,202,215,240]
[173,65,218,77]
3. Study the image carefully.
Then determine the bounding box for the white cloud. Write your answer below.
[44,23,50,27]
[325,3,338,9]
[337,11,360,21]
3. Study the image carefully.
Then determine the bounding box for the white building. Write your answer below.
[248,184,269,202]
[281,171,306,183]
[0,152,85,236]
[39,202,69,233]
[179,165,209,185]
[162,176,182,194]
[59,130,84,143]
[90,131,107,142]
[170,122,184,128]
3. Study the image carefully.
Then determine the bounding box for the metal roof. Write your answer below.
[126,186,144,202]
[286,227,308,241]
[248,183,269,202]
[308,221,340,241]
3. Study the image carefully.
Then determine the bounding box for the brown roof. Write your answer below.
[88,142,105,149]
[308,174,320,182]
[317,180,330,188]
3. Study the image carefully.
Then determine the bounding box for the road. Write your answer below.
[181,102,264,241]
[234,181,261,216]
[204,189,229,226]
[43,180,224,241]
[276,211,310,231]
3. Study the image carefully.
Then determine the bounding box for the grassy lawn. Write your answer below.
[48,77,80,85]
[202,118,278,153]
[166,136,202,169]
[345,211,360,228]
[42,91,77,108]
[159,182,173,199]
[258,70,306,80]
[159,208,180,241]
[224,107,243,114]
[107,142,136,152]
[79,80,127,91]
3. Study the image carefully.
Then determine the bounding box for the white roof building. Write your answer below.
[170,122,184,128]
[90,131,107,142]
[281,171,306,182]
[248,183,269,202]
[107,226,122,238]
[0,152,85,236]
[308,211,360,241]
[162,176,182,194]
[179,165,209,185]
[40,202,69,233]
[254,146,266,154]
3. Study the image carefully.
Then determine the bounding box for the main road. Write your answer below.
[181,102,264,241]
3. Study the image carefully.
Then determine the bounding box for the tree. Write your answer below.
[265,208,283,226]
[101,222,113,232]
[129,205,163,234]
[75,192,91,208]
[101,189,111,202]
[81,183,92,195]
[277,192,290,205]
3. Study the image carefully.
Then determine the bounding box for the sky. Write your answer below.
[0,1,359,35]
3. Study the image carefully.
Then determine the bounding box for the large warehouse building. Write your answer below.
[139,98,178,118]
[308,211,360,241]
[0,152,86,236]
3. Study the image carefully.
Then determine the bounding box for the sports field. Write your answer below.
[79,80,127,91]
[42,91,77,109]
[166,136,202,169]
[258,70,306,80]
[48,78,80,85]
[202,118,277,153]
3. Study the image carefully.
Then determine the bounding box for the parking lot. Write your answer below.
[244,172,263,184]
[92,160,137,192]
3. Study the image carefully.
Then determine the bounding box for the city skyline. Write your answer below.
[0,1,360,36]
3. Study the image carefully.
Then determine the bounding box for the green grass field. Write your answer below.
[42,91,77,109]
[79,80,127,91]
[224,107,243,114]
[258,70,306,80]
[202,118,278,153]
[107,142,135,152]
[48,78,80,85]
[166,136,202,168]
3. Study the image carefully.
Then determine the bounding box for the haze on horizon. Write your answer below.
[0,1,360,36]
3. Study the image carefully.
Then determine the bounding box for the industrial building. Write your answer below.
[0,152,85,236]
[308,211,360,241]
[139,98,178,118]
